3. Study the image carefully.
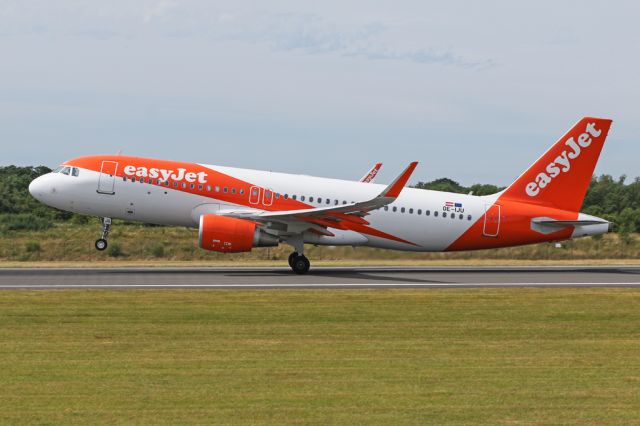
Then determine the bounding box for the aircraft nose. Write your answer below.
[29,176,48,201]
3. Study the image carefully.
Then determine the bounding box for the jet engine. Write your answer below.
[198,214,278,253]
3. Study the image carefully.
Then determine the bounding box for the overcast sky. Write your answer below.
[0,1,638,185]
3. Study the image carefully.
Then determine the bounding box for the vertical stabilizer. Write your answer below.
[501,117,612,212]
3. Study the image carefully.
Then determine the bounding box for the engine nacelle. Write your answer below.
[198,214,278,253]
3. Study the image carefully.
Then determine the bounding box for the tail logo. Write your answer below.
[525,122,602,197]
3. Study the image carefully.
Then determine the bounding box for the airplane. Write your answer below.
[29,117,612,274]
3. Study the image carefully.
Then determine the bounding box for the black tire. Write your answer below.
[291,255,310,275]
[288,252,299,268]
[95,239,108,251]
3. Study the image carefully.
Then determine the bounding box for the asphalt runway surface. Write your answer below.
[1,266,640,289]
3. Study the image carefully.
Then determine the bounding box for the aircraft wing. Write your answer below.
[222,162,418,233]
[360,163,382,183]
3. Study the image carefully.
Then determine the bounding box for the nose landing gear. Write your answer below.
[95,217,112,251]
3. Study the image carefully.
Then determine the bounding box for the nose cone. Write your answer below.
[29,176,48,202]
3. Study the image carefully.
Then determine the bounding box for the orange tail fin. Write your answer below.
[501,117,613,212]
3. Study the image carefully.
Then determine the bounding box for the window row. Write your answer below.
[281,193,351,205]
[384,205,472,221]
[123,176,248,195]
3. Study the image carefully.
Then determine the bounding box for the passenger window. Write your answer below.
[232,188,236,194]
[334,200,339,205]
[301,196,306,201]
[459,214,463,220]
[275,193,280,199]
[426,210,430,216]
[173,181,178,187]
[451,214,455,220]
[223,187,228,193]
[215,186,220,192]
[198,184,203,190]
[284,194,289,199]
[467,215,472,220]
[309,197,314,202]
[434,211,438,217]
[240,189,245,195]
[317,197,322,204]
[384,206,388,211]
[417,209,422,215]
[182,183,187,188]
[123,176,127,182]
[401,207,405,213]
[190,184,195,189]
[292,195,297,200]
[206,185,211,191]
[443,212,447,218]
[409,208,413,214]
[342,201,347,205]
[326,199,330,205]
[393,206,397,212]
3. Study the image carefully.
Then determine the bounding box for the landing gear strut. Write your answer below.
[286,235,310,274]
[289,252,310,275]
[95,217,112,251]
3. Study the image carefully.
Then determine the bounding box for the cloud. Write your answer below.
[143,1,180,24]
[256,13,493,68]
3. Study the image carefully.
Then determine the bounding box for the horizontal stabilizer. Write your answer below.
[532,219,609,227]
[531,216,610,235]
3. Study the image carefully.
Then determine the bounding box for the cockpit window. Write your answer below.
[52,165,79,176]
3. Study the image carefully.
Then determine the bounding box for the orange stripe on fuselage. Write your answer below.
[65,155,419,247]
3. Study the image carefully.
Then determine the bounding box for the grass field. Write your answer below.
[1,289,639,424]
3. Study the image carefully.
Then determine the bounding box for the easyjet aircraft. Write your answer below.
[29,117,612,274]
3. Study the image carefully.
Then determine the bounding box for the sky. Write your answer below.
[0,1,638,186]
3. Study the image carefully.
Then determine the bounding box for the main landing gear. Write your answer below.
[286,234,310,274]
[95,217,112,251]
[288,252,310,275]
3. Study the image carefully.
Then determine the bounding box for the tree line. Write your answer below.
[1,166,639,234]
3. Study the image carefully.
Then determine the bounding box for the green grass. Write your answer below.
[1,289,640,424]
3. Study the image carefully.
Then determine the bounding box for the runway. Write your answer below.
[1,266,640,289]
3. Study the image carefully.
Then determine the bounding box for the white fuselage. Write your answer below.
[30,163,499,251]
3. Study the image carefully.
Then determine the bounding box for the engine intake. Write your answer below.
[198,214,278,253]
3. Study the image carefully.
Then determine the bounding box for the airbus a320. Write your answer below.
[29,117,612,274]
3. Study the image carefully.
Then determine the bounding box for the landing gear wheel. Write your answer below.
[288,252,299,268]
[291,255,310,275]
[95,238,108,251]
[95,217,112,252]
